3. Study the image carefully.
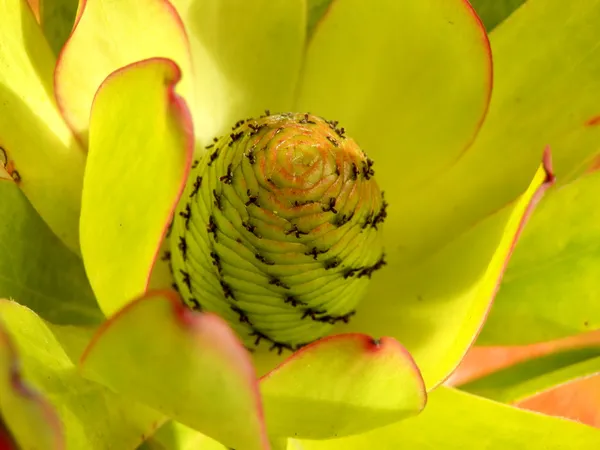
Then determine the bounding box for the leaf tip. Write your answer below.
[542,145,555,185]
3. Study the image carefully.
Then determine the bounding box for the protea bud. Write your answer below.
[169,112,386,353]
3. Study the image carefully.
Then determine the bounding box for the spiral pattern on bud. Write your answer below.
[169,112,386,353]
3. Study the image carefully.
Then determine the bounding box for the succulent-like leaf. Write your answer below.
[54,0,194,143]
[466,0,600,190]
[80,58,193,316]
[459,345,600,404]
[0,300,164,448]
[80,291,269,450]
[516,374,600,427]
[296,0,492,192]
[0,314,64,450]
[168,0,306,145]
[0,180,102,325]
[259,334,426,439]
[0,0,85,253]
[338,153,554,388]
[481,171,600,344]
[140,423,288,450]
[391,0,600,305]
[298,387,600,449]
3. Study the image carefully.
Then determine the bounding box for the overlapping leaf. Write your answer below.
[0,0,85,252]
[55,0,194,143]
[80,58,192,316]
[0,315,64,450]
[299,387,600,449]
[260,335,426,439]
[169,0,306,145]
[0,300,164,449]
[481,171,600,344]
[80,291,269,450]
[469,0,526,30]
[337,157,553,388]
[459,344,600,403]
[0,180,102,325]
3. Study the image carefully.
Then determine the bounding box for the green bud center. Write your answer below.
[169,112,386,353]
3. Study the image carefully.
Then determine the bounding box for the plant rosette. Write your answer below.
[1,0,600,449]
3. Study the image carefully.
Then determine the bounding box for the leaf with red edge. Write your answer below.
[296,0,492,192]
[480,169,600,344]
[259,334,426,439]
[464,0,600,198]
[458,345,600,405]
[515,375,600,428]
[314,150,555,390]
[169,0,306,145]
[80,290,269,450]
[362,3,600,376]
[80,57,193,316]
[55,0,194,143]
[0,316,64,450]
[0,0,86,253]
[0,300,161,449]
[298,387,600,449]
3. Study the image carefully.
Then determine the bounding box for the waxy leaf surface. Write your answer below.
[80,58,192,315]
[80,291,269,450]
[55,0,193,142]
[298,387,600,449]
[0,316,64,450]
[0,180,102,325]
[0,300,163,449]
[481,171,600,344]
[260,335,426,439]
[169,0,306,145]
[0,0,85,252]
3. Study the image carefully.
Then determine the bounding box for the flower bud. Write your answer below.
[170,112,386,353]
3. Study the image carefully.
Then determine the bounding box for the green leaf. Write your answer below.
[39,0,79,55]
[292,8,513,384]
[391,0,600,308]
[335,157,553,388]
[465,0,600,200]
[357,0,600,392]
[139,421,227,450]
[0,300,164,449]
[80,58,193,316]
[305,0,332,38]
[469,0,526,30]
[0,315,64,450]
[480,171,600,344]
[298,387,600,449]
[304,0,514,38]
[296,0,492,192]
[139,422,289,450]
[169,0,306,145]
[0,0,85,253]
[54,0,194,144]
[0,180,103,325]
[259,334,426,439]
[459,345,600,403]
[80,290,269,450]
